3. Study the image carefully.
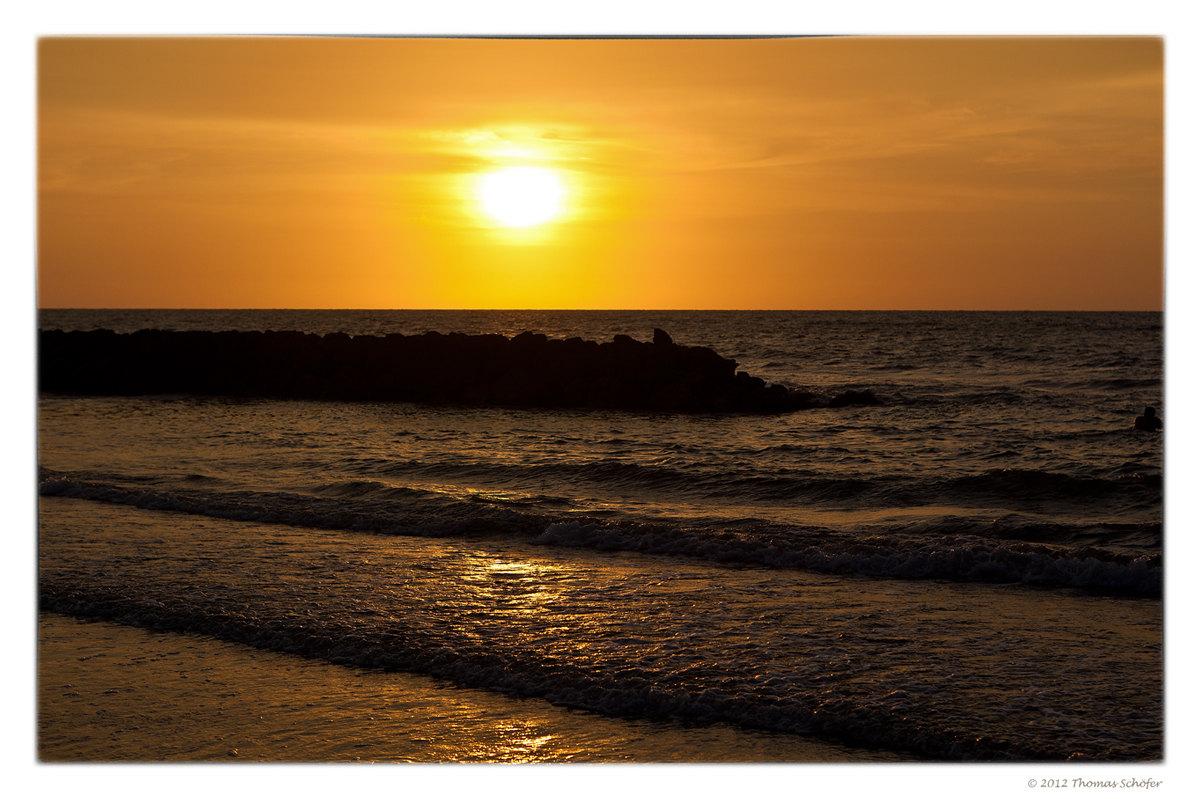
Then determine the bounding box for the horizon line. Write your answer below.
[37,307,1165,313]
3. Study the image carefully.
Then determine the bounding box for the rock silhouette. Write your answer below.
[39,328,882,413]
[1134,406,1163,432]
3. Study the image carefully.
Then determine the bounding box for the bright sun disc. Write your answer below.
[478,167,565,227]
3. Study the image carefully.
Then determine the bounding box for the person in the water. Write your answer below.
[1134,406,1163,431]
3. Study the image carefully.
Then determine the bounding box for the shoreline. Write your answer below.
[38,611,903,763]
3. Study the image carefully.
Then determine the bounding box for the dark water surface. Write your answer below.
[38,310,1163,761]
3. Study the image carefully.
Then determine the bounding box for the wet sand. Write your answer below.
[38,612,901,763]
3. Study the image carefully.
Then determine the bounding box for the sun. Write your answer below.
[477,166,565,227]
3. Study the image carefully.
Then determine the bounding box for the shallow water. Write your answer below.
[42,612,895,762]
[37,310,1164,760]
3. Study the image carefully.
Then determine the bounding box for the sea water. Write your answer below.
[37,310,1163,761]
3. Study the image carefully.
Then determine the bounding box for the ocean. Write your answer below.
[37,310,1163,762]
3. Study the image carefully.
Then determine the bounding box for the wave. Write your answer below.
[39,473,1161,595]
[938,469,1161,504]
[534,522,1160,594]
[1063,377,1162,391]
[329,456,1161,513]
[41,581,1077,761]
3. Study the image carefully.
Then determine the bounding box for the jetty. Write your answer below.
[38,328,880,413]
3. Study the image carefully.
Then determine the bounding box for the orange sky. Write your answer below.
[37,36,1163,310]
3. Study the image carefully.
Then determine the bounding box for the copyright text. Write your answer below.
[1028,779,1162,789]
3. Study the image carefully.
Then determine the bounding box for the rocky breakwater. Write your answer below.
[39,327,881,413]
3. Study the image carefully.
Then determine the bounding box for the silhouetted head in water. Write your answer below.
[1134,407,1163,432]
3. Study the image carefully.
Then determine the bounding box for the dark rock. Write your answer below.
[1134,406,1163,432]
[828,389,882,408]
[38,328,882,415]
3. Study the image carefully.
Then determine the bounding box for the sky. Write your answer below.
[38,36,1163,310]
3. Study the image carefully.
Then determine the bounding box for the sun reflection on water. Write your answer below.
[461,556,564,613]
[465,722,556,762]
